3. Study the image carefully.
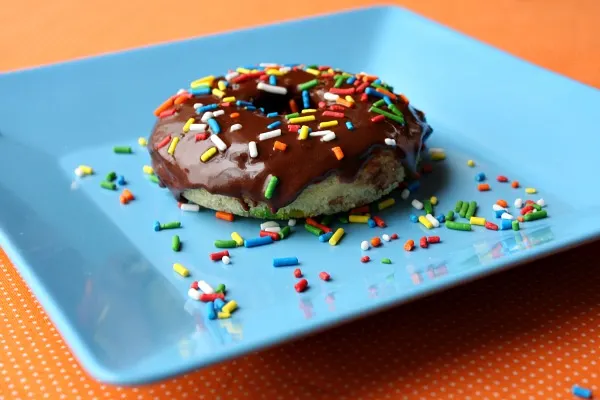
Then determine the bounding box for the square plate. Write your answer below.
[1,5,599,385]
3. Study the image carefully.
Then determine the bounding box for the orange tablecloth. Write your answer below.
[1,1,600,399]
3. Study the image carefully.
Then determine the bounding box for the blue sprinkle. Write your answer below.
[346,121,354,130]
[190,87,211,96]
[410,215,419,223]
[283,63,299,67]
[206,301,217,320]
[207,118,221,134]
[117,175,126,186]
[267,121,281,129]
[221,80,229,88]
[236,100,253,107]
[214,298,226,311]
[196,104,218,113]
[373,79,382,85]
[266,112,279,118]
[153,221,161,231]
[346,76,356,84]
[302,90,310,109]
[244,236,273,248]
[500,219,512,230]
[319,232,334,242]
[245,106,257,111]
[273,257,300,267]
[495,210,505,218]
[269,75,277,85]
[259,107,265,114]
[407,181,420,192]
[243,65,258,69]
[475,172,486,182]
[365,87,385,98]
[367,218,377,228]
[572,385,592,399]
[436,214,445,223]
[383,96,393,105]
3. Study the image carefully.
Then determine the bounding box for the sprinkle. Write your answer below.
[369,106,405,124]
[167,137,180,155]
[330,88,355,95]
[328,228,345,246]
[336,98,354,108]
[214,239,237,248]
[294,279,309,292]
[373,216,386,228]
[293,268,303,278]
[467,160,475,167]
[475,172,486,182]
[190,75,215,87]
[172,235,181,251]
[361,256,371,263]
[297,79,318,91]
[420,237,428,248]
[401,189,410,200]
[258,129,282,141]
[148,175,160,184]
[418,215,433,229]
[304,224,323,236]
[288,219,297,227]
[113,146,132,154]
[207,118,221,134]
[465,201,478,219]
[381,258,392,264]
[288,115,315,124]
[180,203,200,212]
[264,176,279,199]
[425,214,440,228]
[445,221,472,231]
[470,216,486,226]
[384,138,396,147]
[318,271,331,281]
[512,220,520,231]
[273,257,299,267]
[430,152,446,161]
[511,181,520,188]
[349,215,369,224]
[501,212,514,220]
[212,88,225,98]
[288,124,301,132]
[572,385,592,399]
[201,112,214,123]
[324,92,339,101]
[322,111,344,119]
[430,196,438,206]
[382,234,391,242]
[213,110,225,117]
[404,240,415,251]
[302,90,310,109]
[485,221,499,230]
[273,141,287,151]
[306,68,320,76]
[230,124,243,132]
[230,112,240,118]
[446,210,455,221]
[257,82,288,95]
[210,135,227,152]
[189,123,207,132]
[378,198,395,210]
[249,141,258,158]
[497,175,509,182]
[309,130,333,137]
[332,146,344,160]
[193,103,204,109]
[299,125,310,140]
[346,121,354,130]
[356,81,370,93]
[216,211,234,222]
[223,96,236,103]
[523,210,547,221]
[537,198,546,207]
[267,121,282,129]
[367,218,377,228]
[360,241,370,250]
[301,109,317,114]
[200,147,218,162]
[319,232,334,242]
[525,187,537,194]
[78,165,93,175]
[100,181,116,190]
[260,221,279,230]
[197,104,218,113]
[321,132,336,142]
[117,175,127,186]
[411,199,424,210]
[478,183,491,191]
[196,132,209,141]
[306,218,332,233]
[371,115,385,123]
[245,236,274,248]
[138,137,147,146]
[459,201,469,218]
[289,99,299,113]
[173,263,190,277]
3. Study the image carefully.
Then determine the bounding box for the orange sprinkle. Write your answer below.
[332,146,344,160]
[273,141,287,151]
[361,74,378,82]
[517,216,524,222]
[375,87,397,100]
[399,94,410,104]
[230,112,240,119]
[289,99,298,113]
[404,239,415,251]
[496,199,508,208]
[370,237,381,247]
[119,195,128,204]
[335,97,354,108]
[122,189,134,201]
[174,93,191,105]
[153,97,175,116]
[511,181,520,188]
[215,211,234,222]
[478,183,491,191]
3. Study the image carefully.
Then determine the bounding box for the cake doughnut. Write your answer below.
[148,64,432,219]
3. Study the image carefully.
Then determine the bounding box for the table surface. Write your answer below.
[1,1,599,399]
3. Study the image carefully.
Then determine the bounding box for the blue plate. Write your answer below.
[1,5,599,385]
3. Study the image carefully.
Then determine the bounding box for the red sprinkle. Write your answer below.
[294,279,308,293]
[328,105,345,111]
[195,133,209,141]
[322,111,345,118]
[287,124,300,133]
[421,163,434,174]
[361,256,371,263]
[210,250,230,261]
[373,216,387,228]
[221,102,231,107]
[511,181,520,188]
[371,115,385,123]
[294,268,302,278]
[330,88,355,95]
[485,221,499,230]
[390,233,399,240]
[419,237,428,249]
[155,135,171,149]
[306,218,332,233]
[351,205,370,214]
[356,81,370,93]
[259,74,269,82]
[319,272,331,281]
[231,71,264,83]
[318,101,326,109]
[497,175,509,182]
[159,108,176,118]
[353,79,361,86]
[200,293,225,302]
[427,236,441,244]
[360,93,368,102]
[318,65,330,71]
[190,281,199,290]
[320,73,334,78]
[259,230,281,241]
[525,200,535,205]
[520,205,534,215]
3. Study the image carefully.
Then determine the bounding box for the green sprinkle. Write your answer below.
[373,99,386,108]
[264,176,279,199]
[297,79,318,91]
[446,210,455,221]
[113,146,132,154]
[285,112,300,119]
[148,174,160,184]
[106,171,117,181]
[214,239,237,248]
[161,221,181,230]
[381,258,392,264]
[215,284,226,294]
[445,221,472,231]
[100,181,116,190]
[370,82,385,90]
[304,224,323,236]
[512,220,520,231]
[279,225,291,239]
[320,215,334,226]
[369,106,405,124]
[388,104,404,118]
[334,75,345,88]
[306,64,318,69]
[459,201,469,218]
[382,83,394,91]
[338,216,349,224]
[465,201,477,219]
[172,235,181,252]
[424,200,433,215]
[340,72,352,78]
[454,200,464,213]
[523,210,547,221]
[532,203,542,211]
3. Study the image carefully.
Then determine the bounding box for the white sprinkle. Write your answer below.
[180,203,200,212]
[309,130,334,137]
[189,123,207,132]
[257,82,288,95]
[288,219,297,227]
[492,204,507,211]
[74,167,84,177]
[193,103,203,109]
[260,62,279,67]
[230,124,243,132]
[321,132,336,142]
[201,111,214,123]
[260,221,279,230]
[360,241,370,251]
[177,88,186,95]
[501,212,514,220]
[213,110,225,117]
[222,256,231,265]
[324,92,339,101]
[400,189,410,200]
[258,129,282,141]
[264,226,281,233]
[187,288,201,300]
[279,66,292,73]
[197,280,214,294]
[225,72,239,81]
[426,213,440,228]
[428,147,445,154]
[382,234,391,242]
[514,198,523,208]
[210,135,227,152]
[537,198,546,207]
[411,199,424,210]
[249,141,258,158]
[384,138,396,147]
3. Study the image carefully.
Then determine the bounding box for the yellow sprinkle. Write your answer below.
[418,215,433,229]
[200,147,218,162]
[182,118,194,133]
[318,120,338,129]
[430,196,438,206]
[329,228,345,246]
[218,80,227,91]
[301,109,317,114]
[378,198,395,210]
[299,125,309,140]
[138,137,148,146]
[167,136,180,155]
[430,152,446,161]
[349,215,369,223]
[467,159,475,167]
[222,300,238,314]
[142,165,154,175]
[266,69,285,76]
[231,232,244,247]
[327,68,334,74]
[345,95,355,103]
[305,68,320,76]
[78,165,93,175]
[236,67,251,74]
[212,88,225,98]
[470,216,486,226]
[190,75,214,88]
[223,96,236,103]
[173,263,189,277]
[525,188,537,194]
[288,115,315,124]
[217,312,231,319]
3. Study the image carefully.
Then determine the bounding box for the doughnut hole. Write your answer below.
[251,89,306,114]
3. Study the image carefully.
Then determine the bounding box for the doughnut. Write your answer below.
[148,64,433,219]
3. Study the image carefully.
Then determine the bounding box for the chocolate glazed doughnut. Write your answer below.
[148,64,432,219]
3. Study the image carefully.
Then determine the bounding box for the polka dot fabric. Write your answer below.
[2,243,599,400]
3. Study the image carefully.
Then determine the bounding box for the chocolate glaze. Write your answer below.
[149,67,432,212]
